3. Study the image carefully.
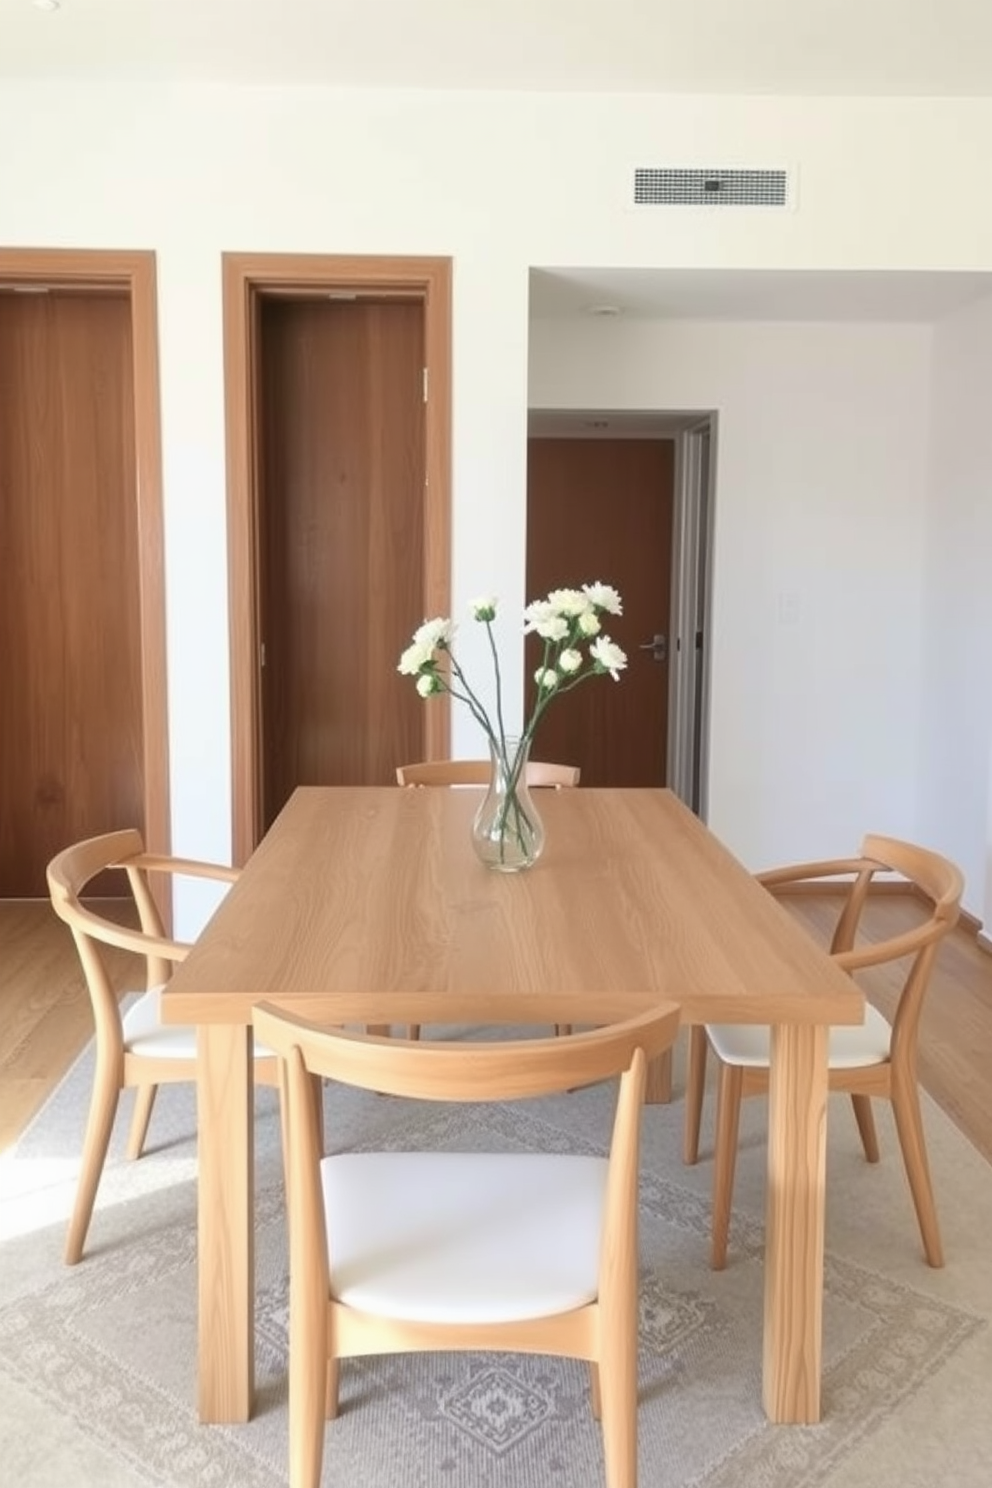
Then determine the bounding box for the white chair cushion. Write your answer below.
[707,1002,893,1070]
[321,1151,607,1325]
[122,987,275,1061]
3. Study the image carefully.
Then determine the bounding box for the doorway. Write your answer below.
[669,418,716,816]
[526,411,716,806]
[224,254,452,862]
[258,295,425,827]
[526,435,675,786]
[0,250,168,898]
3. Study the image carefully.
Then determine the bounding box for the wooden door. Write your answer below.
[0,291,144,895]
[526,437,674,787]
[257,297,426,828]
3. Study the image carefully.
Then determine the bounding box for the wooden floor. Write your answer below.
[2,891,991,1162]
[0,899,141,1152]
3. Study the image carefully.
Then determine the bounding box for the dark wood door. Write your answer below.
[258,297,426,828]
[0,291,143,895]
[526,437,674,787]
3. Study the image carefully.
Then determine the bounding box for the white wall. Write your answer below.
[530,317,933,869]
[920,294,992,923]
[2,82,992,921]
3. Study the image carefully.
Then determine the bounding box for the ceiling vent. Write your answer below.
[633,168,790,208]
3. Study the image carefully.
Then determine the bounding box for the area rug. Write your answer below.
[1,1030,990,1488]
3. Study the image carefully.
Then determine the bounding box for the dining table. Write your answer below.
[161,784,864,1429]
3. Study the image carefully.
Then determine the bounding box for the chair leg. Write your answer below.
[850,1094,880,1163]
[126,1083,157,1160]
[711,1062,744,1271]
[598,1305,638,1488]
[890,1080,944,1267]
[311,1074,325,1158]
[277,1081,292,1201]
[555,1024,573,1037]
[407,1025,421,1041]
[683,1026,708,1165]
[65,1065,121,1265]
[325,1356,340,1420]
[588,1361,602,1421]
[289,1295,328,1488]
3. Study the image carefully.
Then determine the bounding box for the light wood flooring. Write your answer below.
[0,898,141,1151]
[1,891,991,1162]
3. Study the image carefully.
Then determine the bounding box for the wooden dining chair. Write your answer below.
[254,992,681,1488]
[682,834,963,1269]
[396,758,580,787]
[46,828,280,1265]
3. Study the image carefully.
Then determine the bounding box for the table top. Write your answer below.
[161,786,864,1029]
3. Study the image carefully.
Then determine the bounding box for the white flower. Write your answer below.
[413,616,455,650]
[523,602,570,641]
[523,600,554,633]
[398,640,435,675]
[400,585,626,769]
[538,614,569,642]
[589,636,628,680]
[547,587,590,617]
[583,582,622,615]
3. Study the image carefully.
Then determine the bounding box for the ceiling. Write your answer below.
[4,0,992,95]
[529,268,992,324]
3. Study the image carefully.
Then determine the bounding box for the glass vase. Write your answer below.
[470,734,546,872]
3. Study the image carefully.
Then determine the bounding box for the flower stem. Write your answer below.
[483,618,508,757]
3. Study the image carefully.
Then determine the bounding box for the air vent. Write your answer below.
[634,168,789,207]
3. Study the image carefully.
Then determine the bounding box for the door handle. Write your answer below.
[639,633,668,663]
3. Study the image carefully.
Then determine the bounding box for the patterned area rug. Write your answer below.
[1,1032,990,1487]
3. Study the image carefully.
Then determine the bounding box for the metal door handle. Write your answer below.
[639,633,668,663]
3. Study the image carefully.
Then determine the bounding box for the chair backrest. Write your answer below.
[840,835,963,1061]
[254,993,680,1301]
[46,830,235,1054]
[759,834,964,1059]
[47,831,175,1061]
[396,758,580,788]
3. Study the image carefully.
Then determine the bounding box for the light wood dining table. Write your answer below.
[161,785,864,1429]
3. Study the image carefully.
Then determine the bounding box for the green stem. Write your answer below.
[437,660,500,752]
[483,618,507,757]
[489,734,541,863]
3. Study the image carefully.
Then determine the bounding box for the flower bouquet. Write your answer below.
[398,583,627,869]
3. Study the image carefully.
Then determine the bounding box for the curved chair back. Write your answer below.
[825,834,963,1068]
[757,833,964,1060]
[396,758,579,788]
[256,992,677,1101]
[47,830,194,995]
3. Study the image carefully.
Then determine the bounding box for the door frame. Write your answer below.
[669,416,717,818]
[0,247,171,884]
[223,253,452,864]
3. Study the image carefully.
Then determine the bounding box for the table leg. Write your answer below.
[196,1024,255,1423]
[762,1022,828,1424]
[645,1046,673,1104]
